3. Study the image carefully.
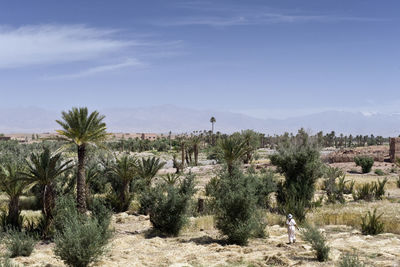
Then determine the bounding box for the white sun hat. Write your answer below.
[288,214,293,219]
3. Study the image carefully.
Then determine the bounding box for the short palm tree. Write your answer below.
[20,147,72,235]
[56,107,108,213]
[210,117,216,145]
[110,155,137,211]
[218,136,247,175]
[0,163,28,229]
[135,157,166,187]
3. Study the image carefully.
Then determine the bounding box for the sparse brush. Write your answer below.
[301,223,330,262]
[344,180,355,194]
[354,156,374,173]
[339,250,365,267]
[3,228,37,258]
[353,183,374,201]
[373,178,387,200]
[397,176,400,189]
[0,257,21,267]
[361,208,384,235]
[374,169,385,176]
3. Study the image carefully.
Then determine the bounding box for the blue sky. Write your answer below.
[0,0,399,119]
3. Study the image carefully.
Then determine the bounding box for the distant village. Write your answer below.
[0,132,170,143]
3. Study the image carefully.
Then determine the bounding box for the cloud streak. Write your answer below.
[42,58,144,80]
[153,9,383,27]
[0,24,134,69]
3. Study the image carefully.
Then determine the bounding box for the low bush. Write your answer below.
[374,169,385,176]
[354,156,374,173]
[147,173,196,236]
[353,183,374,201]
[0,258,21,267]
[353,178,387,201]
[3,229,36,258]
[301,224,330,262]
[53,195,113,267]
[373,178,387,200]
[361,209,384,235]
[339,251,365,267]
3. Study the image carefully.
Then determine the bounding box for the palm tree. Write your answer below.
[134,157,166,187]
[191,135,202,166]
[210,117,216,146]
[20,147,72,235]
[109,155,137,211]
[0,163,28,228]
[210,117,216,133]
[56,107,108,213]
[218,136,247,175]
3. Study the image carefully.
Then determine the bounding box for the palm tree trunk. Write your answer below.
[181,143,185,168]
[43,184,56,220]
[8,196,20,228]
[121,180,130,211]
[194,144,198,166]
[77,144,87,213]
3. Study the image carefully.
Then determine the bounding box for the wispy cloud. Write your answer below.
[154,13,382,27]
[42,58,144,80]
[0,24,134,68]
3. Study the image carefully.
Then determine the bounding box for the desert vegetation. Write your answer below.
[0,108,399,266]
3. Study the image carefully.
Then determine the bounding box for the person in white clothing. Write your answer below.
[286,214,299,244]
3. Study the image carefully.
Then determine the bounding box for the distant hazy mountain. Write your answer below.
[0,106,399,136]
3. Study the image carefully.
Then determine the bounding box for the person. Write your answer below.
[286,214,299,244]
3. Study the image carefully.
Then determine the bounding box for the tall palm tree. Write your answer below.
[56,107,108,213]
[210,117,216,146]
[0,163,28,228]
[20,147,72,235]
[210,117,216,134]
[134,157,166,187]
[218,136,247,175]
[110,155,137,211]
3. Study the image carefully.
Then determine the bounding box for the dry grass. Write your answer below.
[308,200,400,234]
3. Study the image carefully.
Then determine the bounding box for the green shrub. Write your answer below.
[339,251,365,267]
[53,196,112,267]
[147,173,196,236]
[352,183,374,201]
[353,178,387,201]
[361,209,384,235]
[343,180,355,194]
[374,169,385,176]
[323,167,346,204]
[270,138,323,216]
[354,156,374,173]
[279,194,308,223]
[19,196,40,211]
[373,178,387,200]
[3,229,36,258]
[301,224,330,262]
[212,167,265,245]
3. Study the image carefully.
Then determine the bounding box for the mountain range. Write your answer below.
[0,106,399,136]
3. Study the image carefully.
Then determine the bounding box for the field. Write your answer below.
[2,147,400,267]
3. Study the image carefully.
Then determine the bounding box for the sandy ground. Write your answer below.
[8,213,400,267]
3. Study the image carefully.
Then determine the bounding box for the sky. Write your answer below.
[0,0,400,119]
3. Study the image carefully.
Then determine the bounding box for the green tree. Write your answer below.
[270,137,323,221]
[134,157,166,187]
[20,147,72,236]
[56,107,108,213]
[0,163,28,229]
[109,155,137,212]
[217,136,247,175]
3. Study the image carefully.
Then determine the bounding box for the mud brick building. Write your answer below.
[389,137,400,163]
